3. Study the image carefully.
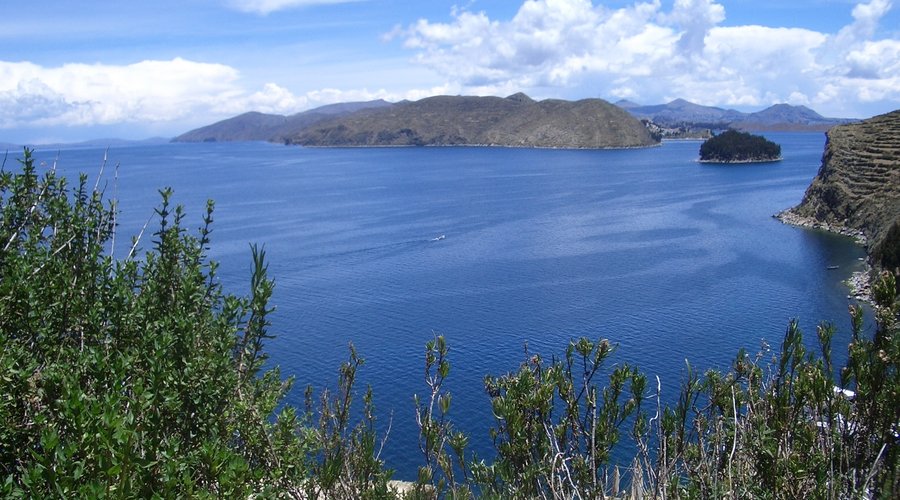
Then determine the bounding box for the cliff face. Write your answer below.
[790,110,900,271]
[286,94,658,149]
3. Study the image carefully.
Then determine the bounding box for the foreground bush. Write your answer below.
[0,150,392,497]
[1,150,896,498]
[411,277,897,499]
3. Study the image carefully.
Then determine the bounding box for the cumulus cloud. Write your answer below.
[396,0,899,115]
[0,79,76,127]
[0,57,460,135]
[227,0,361,15]
[661,0,725,55]
[402,0,677,93]
[0,58,303,129]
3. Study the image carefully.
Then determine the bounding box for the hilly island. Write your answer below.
[176,93,658,149]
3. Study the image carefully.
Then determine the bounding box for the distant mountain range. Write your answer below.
[175,93,657,149]
[616,98,854,131]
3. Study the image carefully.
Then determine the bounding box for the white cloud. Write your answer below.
[4,0,898,143]
[227,0,361,15]
[402,0,678,92]
[661,0,725,55]
[849,0,893,38]
[396,0,900,115]
[0,56,464,138]
[845,39,900,79]
[0,58,334,131]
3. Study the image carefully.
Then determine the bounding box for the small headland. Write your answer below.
[775,109,900,302]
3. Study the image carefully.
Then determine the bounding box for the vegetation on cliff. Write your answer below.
[699,129,782,163]
[2,150,897,498]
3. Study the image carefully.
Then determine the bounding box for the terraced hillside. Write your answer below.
[786,110,900,271]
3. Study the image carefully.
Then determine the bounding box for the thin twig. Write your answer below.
[4,184,52,252]
[29,234,76,277]
[110,162,119,255]
[860,443,887,494]
[652,375,666,498]
[375,411,392,461]
[92,147,108,193]
[728,384,738,488]
[127,213,154,261]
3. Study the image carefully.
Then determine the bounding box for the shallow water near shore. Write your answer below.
[30,133,869,479]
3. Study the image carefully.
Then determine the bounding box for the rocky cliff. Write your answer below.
[285,94,657,149]
[781,110,900,272]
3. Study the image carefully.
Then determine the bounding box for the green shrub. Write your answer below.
[0,148,392,497]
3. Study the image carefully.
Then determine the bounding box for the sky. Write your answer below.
[1,0,898,144]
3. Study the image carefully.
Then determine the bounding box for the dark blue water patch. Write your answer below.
[25,133,868,479]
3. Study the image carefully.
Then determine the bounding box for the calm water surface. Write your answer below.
[31,134,868,478]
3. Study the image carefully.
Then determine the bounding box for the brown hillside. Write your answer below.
[285,94,657,149]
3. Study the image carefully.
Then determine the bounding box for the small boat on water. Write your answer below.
[430,234,446,242]
[827,265,840,270]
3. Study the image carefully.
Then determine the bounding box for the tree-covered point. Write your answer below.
[699,129,782,163]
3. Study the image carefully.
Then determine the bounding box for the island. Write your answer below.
[174,94,659,149]
[698,129,782,163]
[284,94,657,149]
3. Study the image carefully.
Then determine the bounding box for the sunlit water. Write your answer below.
[29,134,869,479]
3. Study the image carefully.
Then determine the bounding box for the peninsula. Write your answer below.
[777,109,900,297]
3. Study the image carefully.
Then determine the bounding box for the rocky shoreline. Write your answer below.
[844,269,873,303]
[698,156,783,164]
[774,208,873,303]
[774,208,868,245]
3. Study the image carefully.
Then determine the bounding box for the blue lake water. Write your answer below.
[28,134,868,478]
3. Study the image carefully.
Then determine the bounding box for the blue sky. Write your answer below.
[1,0,898,143]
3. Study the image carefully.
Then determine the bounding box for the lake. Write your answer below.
[28,134,868,478]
